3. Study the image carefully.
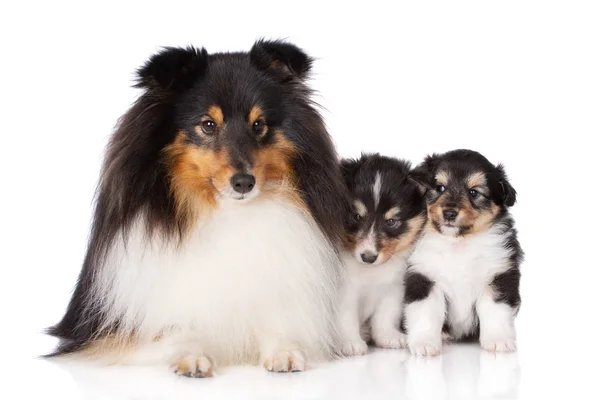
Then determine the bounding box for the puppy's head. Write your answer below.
[412,149,516,237]
[340,154,426,266]
[135,40,313,216]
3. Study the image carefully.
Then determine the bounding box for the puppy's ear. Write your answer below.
[250,39,313,82]
[340,158,361,187]
[409,154,440,195]
[135,46,208,92]
[496,164,517,207]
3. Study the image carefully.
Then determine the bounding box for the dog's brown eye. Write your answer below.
[253,120,266,135]
[201,120,217,135]
[354,214,362,222]
[436,185,446,193]
[469,189,480,199]
[386,218,400,228]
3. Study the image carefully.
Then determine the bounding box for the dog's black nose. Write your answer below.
[230,173,256,194]
[442,209,458,221]
[360,252,378,264]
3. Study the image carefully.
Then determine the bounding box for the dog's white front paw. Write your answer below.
[263,349,306,372]
[170,354,215,378]
[341,339,368,357]
[480,338,517,353]
[374,331,407,349]
[408,336,442,357]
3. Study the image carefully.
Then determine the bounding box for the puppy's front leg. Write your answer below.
[405,272,445,356]
[338,287,368,357]
[371,288,406,349]
[477,287,517,353]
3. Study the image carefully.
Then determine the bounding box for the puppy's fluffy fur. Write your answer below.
[404,149,523,356]
[337,154,426,356]
[47,40,349,376]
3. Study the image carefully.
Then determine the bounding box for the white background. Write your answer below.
[1,1,599,399]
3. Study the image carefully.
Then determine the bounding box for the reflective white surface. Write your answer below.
[14,341,522,400]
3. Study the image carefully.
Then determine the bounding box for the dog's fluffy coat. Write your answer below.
[47,40,349,375]
[404,150,523,356]
[337,155,426,356]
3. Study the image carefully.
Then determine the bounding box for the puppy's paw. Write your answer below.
[480,338,517,353]
[263,349,305,373]
[373,331,407,349]
[408,336,442,357]
[170,354,215,378]
[442,331,453,343]
[341,339,368,357]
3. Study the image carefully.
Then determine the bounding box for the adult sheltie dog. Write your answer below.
[48,39,348,377]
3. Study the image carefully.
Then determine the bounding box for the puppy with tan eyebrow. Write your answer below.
[337,154,426,356]
[405,149,523,356]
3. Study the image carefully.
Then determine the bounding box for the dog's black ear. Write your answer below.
[135,46,208,92]
[250,39,313,82]
[496,164,517,207]
[409,154,440,195]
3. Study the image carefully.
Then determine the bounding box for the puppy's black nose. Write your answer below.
[360,252,378,264]
[442,209,458,221]
[230,173,256,194]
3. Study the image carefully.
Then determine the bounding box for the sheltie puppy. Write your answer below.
[337,154,426,356]
[47,39,349,377]
[404,149,523,356]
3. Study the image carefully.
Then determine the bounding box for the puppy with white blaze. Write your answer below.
[46,39,349,377]
[337,154,426,356]
[405,149,523,356]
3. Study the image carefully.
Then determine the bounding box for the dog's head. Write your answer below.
[97,39,346,241]
[340,154,426,265]
[412,149,516,237]
[138,40,314,208]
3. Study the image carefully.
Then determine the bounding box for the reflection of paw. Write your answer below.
[341,340,368,357]
[170,354,215,378]
[374,331,407,349]
[480,338,517,353]
[408,336,442,357]
[263,349,305,372]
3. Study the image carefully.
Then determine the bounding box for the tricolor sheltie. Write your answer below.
[337,154,426,356]
[405,149,523,356]
[47,39,348,377]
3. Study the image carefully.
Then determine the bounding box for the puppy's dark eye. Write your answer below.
[386,218,400,228]
[252,120,266,135]
[354,214,362,222]
[469,189,480,199]
[436,185,446,193]
[201,120,217,135]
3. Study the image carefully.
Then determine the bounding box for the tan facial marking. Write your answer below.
[435,170,450,186]
[163,132,234,231]
[207,105,224,126]
[249,106,263,125]
[251,129,305,209]
[427,194,500,237]
[378,213,426,262]
[467,172,487,189]
[354,200,367,217]
[384,207,400,220]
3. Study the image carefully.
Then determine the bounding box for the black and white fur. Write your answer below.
[404,149,523,356]
[46,40,349,376]
[338,155,426,356]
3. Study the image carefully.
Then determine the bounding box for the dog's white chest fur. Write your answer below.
[342,254,406,323]
[409,226,511,336]
[96,197,340,365]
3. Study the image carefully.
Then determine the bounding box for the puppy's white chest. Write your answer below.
[343,254,405,321]
[409,229,511,334]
